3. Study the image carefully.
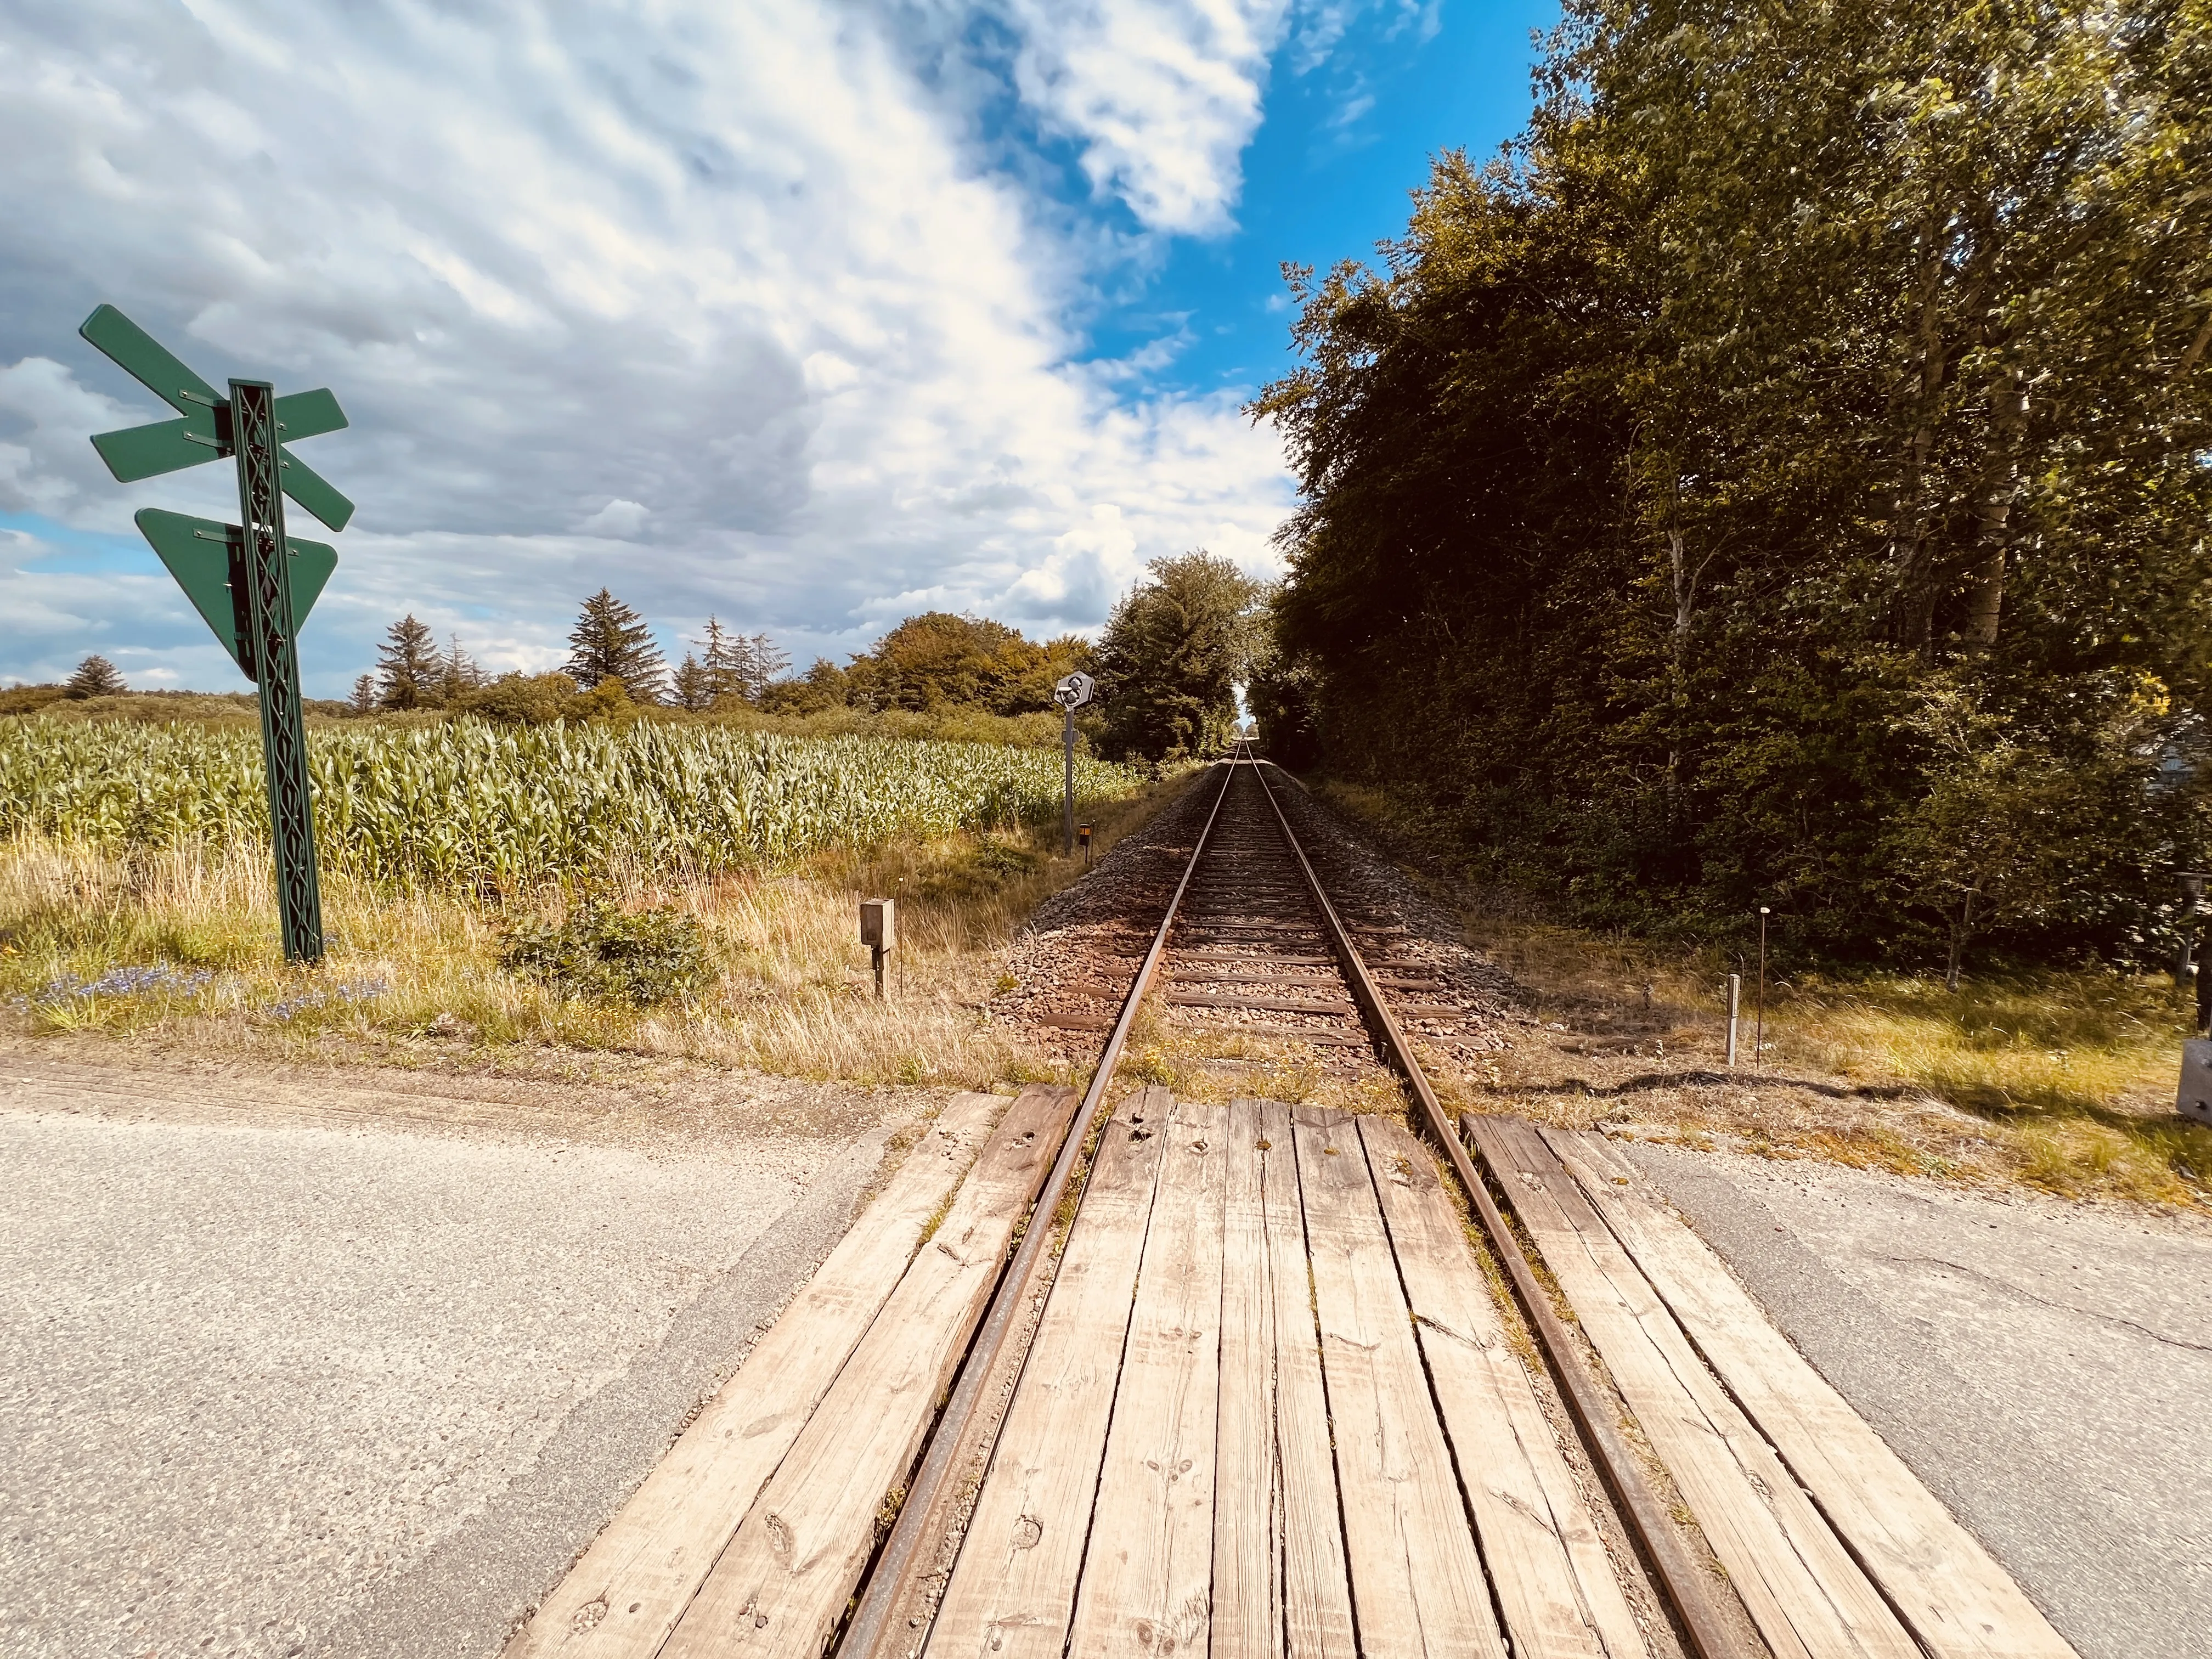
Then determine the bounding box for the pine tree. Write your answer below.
[565,589,667,702]
[64,654,127,698]
[671,653,713,710]
[349,673,379,715]
[376,614,444,709]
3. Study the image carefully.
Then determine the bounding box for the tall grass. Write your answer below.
[0,719,1144,890]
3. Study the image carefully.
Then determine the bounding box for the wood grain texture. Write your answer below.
[1065,1094,1229,1657]
[1211,1098,1284,1658]
[504,1092,1006,1659]
[1468,1116,1919,1659]
[1358,1116,1648,1659]
[1257,1100,1358,1659]
[1544,1129,2079,1659]
[661,1084,1079,1659]
[924,1087,1171,1659]
[1295,1107,1506,1659]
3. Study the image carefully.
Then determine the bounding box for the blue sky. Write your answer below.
[1,2,1556,695]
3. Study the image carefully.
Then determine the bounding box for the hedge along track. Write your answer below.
[842,746,1740,1659]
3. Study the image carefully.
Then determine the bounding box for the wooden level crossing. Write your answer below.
[507,1090,2076,1659]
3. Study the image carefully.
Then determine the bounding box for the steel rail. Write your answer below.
[840,755,1243,1659]
[1245,757,1747,1659]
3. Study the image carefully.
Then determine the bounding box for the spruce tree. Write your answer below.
[64,654,126,698]
[349,673,379,715]
[565,589,667,702]
[671,653,713,710]
[375,614,443,709]
[440,635,486,704]
[697,617,749,704]
[745,632,791,696]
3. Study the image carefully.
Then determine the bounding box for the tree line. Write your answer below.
[353,552,1269,759]
[1252,0,2212,977]
[358,590,788,716]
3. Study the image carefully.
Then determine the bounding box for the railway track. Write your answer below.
[510,752,2080,1659]
[846,748,1735,1659]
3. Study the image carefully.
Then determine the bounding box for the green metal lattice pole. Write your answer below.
[228,379,325,963]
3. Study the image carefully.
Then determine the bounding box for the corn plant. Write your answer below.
[0,719,1145,890]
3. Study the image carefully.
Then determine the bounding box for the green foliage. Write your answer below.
[1094,552,1266,761]
[824,612,1093,717]
[65,656,126,699]
[0,718,1147,891]
[1256,0,2212,972]
[565,589,668,703]
[499,900,711,1005]
[375,614,443,710]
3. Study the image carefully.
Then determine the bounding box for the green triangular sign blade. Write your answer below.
[135,508,338,679]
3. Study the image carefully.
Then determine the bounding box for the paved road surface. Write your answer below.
[1630,1142,2212,1659]
[0,1059,907,1659]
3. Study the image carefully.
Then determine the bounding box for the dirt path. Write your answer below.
[1628,1142,2212,1659]
[0,1051,937,1658]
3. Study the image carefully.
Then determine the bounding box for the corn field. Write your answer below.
[0,719,1146,889]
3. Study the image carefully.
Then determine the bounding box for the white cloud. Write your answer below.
[0,1,1305,692]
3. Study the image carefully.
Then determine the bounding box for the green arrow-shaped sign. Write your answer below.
[135,508,337,680]
[80,304,356,531]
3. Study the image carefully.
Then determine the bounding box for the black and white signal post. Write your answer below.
[1053,671,1096,856]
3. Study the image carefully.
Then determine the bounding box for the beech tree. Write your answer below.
[1256,0,2212,967]
[1093,552,1265,761]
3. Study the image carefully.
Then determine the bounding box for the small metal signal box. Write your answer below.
[861,898,895,1000]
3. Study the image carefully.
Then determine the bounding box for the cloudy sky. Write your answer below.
[2,1,1554,695]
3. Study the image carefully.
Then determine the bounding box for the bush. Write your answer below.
[499,900,712,1005]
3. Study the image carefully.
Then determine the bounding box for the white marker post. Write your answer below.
[1052,672,1096,856]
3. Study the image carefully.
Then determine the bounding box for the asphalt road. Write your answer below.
[1629,1142,2212,1659]
[0,1062,901,1659]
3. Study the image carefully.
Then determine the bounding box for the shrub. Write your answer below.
[499,900,712,1006]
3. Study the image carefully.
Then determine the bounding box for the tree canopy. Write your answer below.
[564,589,667,703]
[1255,0,2212,970]
[1095,551,1266,761]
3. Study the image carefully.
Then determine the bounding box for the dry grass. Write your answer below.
[1455,915,2212,1208]
[0,772,1197,1090]
[1107,987,1408,1117]
[1308,780,2212,1209]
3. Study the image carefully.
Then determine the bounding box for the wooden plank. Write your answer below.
[1256,1101,1357,1659]
[504,1091,1006,1659]
[1295,1107,1507,1658]
[660,1085,1080,1659]
[1212,1098,1283,1657]
[1034,1011,1113,1032]
[1181,1026,1372,1048]
[1065,1095,1229,1656]
[925,1088,1171,1659]
[1177,951,1338,966]
[1544,1130,2080,1659]
[1466,1116,1920,1659]
[1357,1116,1647,1659]
[1167,992,1359,1015]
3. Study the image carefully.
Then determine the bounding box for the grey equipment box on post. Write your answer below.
[2178,1040,2212,1125]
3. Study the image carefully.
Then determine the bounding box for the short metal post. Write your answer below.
[860,898,894,1002]
[1756,906,1770,1058]
[1079,825,1092,868]
[1725,974,1741,1066]
[1062,705,1076,856]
